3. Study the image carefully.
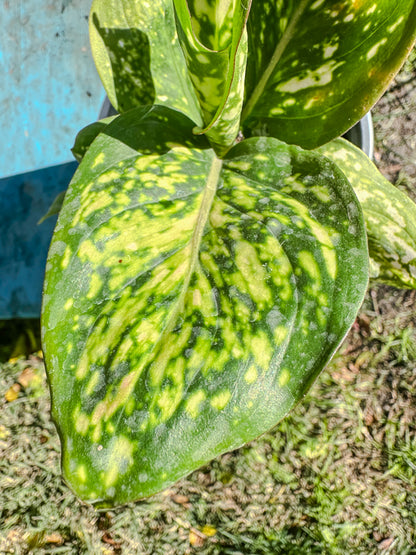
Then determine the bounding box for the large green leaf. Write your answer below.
[318,138,416,288]
[243,0,416,149]
[173,0,251,152]
[42,107,368,508]
[89,0,202,124]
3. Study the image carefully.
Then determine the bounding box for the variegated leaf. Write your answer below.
[318,138,416,288]
[243,0,416,149]
[89,0,202,124]
[42,107,368,508]
[173,0,251,152]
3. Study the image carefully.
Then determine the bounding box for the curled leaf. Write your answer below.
[173,0,251,152]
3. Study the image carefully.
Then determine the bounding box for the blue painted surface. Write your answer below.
[0,163,77,319]
[1,0,105,318]
[1,0,105,177]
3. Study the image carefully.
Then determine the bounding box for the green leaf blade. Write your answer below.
[318,138,416,288]
[89,0,203,124]
[243,1,416,148]
[42,111,368,507]
[43,108,215,504]
[221,138,369,395]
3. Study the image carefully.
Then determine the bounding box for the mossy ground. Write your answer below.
[1,56,415,555]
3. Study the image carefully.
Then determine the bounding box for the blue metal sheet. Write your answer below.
[1,0,104,177]
[0,0,105,318]
[0,162,77,318]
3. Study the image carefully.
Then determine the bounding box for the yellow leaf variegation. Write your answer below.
[318,138,416,289]
[42,107,368,507]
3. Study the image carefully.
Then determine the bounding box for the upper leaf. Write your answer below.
[173,0,251,152]
[89,0,202,124]
[318,138,416,289]
[243,0,416,149]
[42,107,368,508]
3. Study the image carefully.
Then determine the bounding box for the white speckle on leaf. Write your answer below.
[310,0,325,9]
[323,44,339,59]
[366,38,387,61]
[276,61,343,93]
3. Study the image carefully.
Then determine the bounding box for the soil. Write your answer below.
[373,50,416,189]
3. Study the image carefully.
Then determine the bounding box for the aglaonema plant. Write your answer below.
[42,0,416,508]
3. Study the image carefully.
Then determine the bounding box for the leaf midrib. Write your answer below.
[152,154,223,346]
[241,0,309,123]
